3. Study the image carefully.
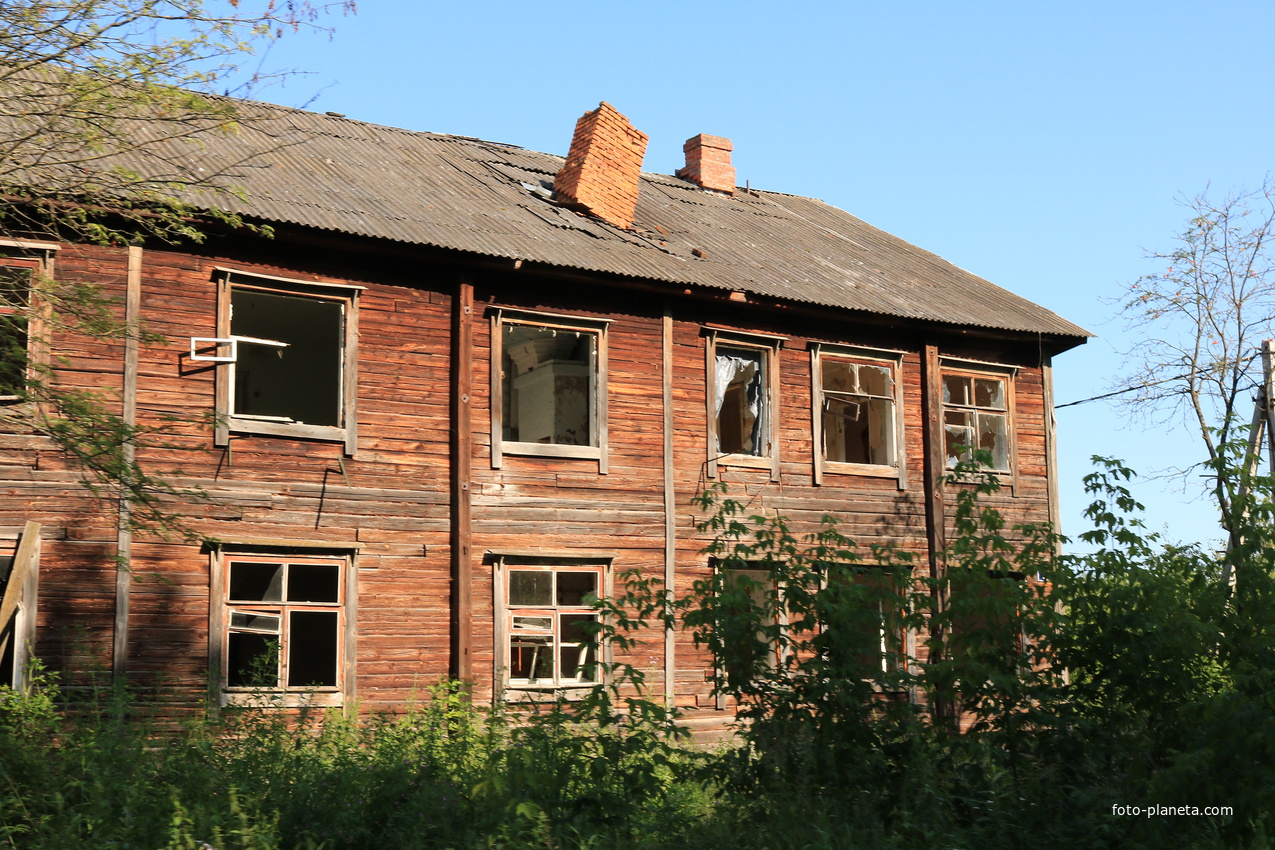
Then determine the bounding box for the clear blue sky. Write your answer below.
[248,1,1275,549]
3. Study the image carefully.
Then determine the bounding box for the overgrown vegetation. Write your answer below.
[6,455,1275,848]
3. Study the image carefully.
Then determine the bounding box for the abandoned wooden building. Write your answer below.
[0,99,1088,717]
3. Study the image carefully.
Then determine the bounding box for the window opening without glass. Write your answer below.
[715,346,766,456]
[502,323,596,447]
[213,271,359,454]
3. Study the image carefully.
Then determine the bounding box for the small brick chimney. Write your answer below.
[676,134,735,195]
[553,102,649,230]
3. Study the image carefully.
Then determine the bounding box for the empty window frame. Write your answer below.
[212,270,360,454]
[811,346,905,484]
[490,309,610,470]
[212,551,355,707]
[493,557,608,696]
[706,330,782,480]
[941,368,1013,473]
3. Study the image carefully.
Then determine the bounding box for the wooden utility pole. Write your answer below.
[1222,339,1275,594]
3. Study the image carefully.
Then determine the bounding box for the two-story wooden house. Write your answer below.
[0,100,1088,717]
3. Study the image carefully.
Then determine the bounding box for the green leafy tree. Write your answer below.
[0,0,352,538]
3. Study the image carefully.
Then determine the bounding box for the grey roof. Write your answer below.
[135,97,1090,340]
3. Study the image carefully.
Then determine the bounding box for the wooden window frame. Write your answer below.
[489,308,610,474]
[491,554,612,701]
[811,344,906,488]
[209,545,357,708]
[819,562,913,686]
[705,329,783,481]
[0,243,56,404]
[212,269,360,456]
[939,360,1018,482]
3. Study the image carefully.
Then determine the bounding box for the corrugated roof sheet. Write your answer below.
[93,97,1092,339]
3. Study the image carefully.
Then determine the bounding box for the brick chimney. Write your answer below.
[553,102,649,230]
[676,134,735,195]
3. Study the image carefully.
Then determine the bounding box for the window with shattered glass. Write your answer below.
[821,357,897,466]
[505,566,603,689]
[715,345,767,456]
[942,372,1010,471]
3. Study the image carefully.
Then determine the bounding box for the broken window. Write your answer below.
[819,355,898,467]
[942,371,1011,471]
[218,553,351,704]
[500,561,605,691]
[213,271,359,454]
[714,345,769,457]
[502,323,596,446]
[491,310,609,469]
[0,265,34,398]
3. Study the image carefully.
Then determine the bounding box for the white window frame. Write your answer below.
[491,554,611,700]
[489,308,610,474]
[212,269,361,456]
[705,329,784,481]
[811,344,906,487]
[939,361,1016,476]
[209,545,357,708]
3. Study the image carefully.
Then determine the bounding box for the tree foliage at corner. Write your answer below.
[0,0,355,244]
[1114,181,1275,532]
[0,1,351,538]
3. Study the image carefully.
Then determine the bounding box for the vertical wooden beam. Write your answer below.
[450,278,474,683]
[921,344,954,725]
[114,246,142,680]
[662,307,676,704]
[705,332,717,479]
[810,345,823,486]
[1042,355,1061,540]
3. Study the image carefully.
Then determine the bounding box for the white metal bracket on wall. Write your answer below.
[189,336,288,363]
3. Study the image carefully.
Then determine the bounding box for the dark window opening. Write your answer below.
[231,288,344,427]
[0,267,32,396]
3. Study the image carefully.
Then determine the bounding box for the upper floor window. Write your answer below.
[811,346,905,484]
[706,329,783,480]
[941,369,1012,472]
[210,270,360,455]
[490,309,610,472]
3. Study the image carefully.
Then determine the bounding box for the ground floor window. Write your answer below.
[494,557,608,695]
[212,549,354,706]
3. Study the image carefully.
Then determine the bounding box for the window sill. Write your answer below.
[502,441,601,461]
[504,683,600,702]
[227,416,349,445]
[822,461,901,479]
[716,453,773,470]
[220,690,344,708]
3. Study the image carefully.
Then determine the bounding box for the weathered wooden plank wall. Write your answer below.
[0,235,1062,715]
